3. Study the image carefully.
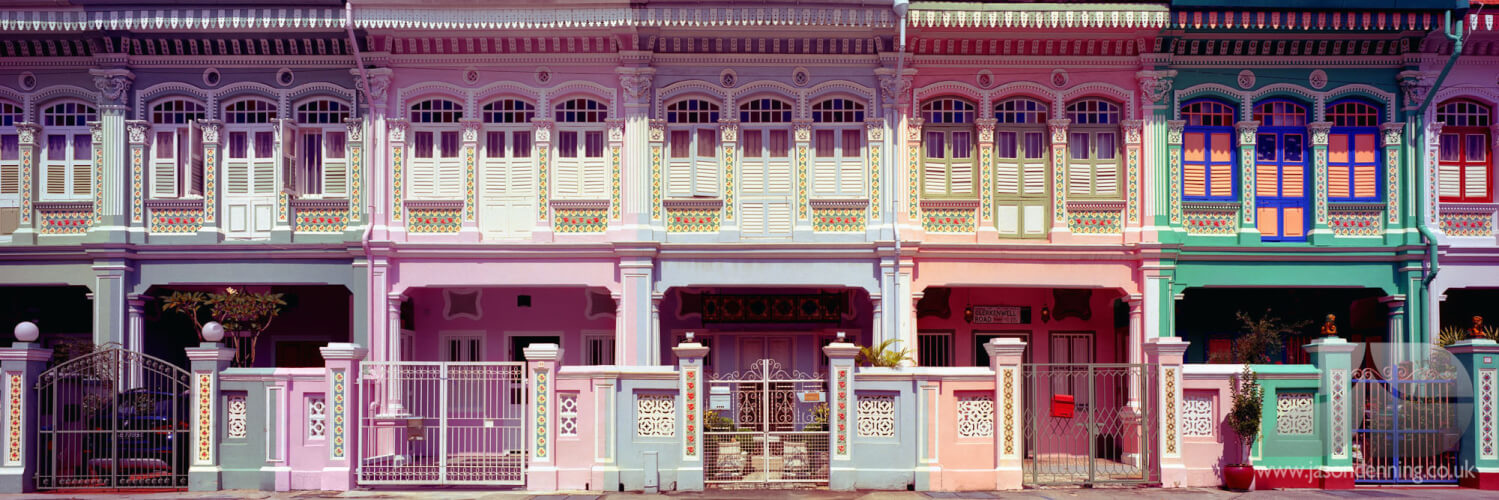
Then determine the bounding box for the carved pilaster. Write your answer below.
[388,119,409,221]
[1048,118,1071,226]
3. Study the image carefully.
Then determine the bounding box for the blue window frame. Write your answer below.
[1181,99,1237,202]
[1326,99,1382,203]
[1253,99,1311,242]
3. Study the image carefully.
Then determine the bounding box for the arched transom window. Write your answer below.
[1065,99,1120,198]
[408,99,464,201]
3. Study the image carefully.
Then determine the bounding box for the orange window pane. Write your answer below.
[1283,165,1304,197]
[1328,166,1350,198]
[1257,207,1279,236]
[1354,134,1376,163]
[1257,163,1279,197]
[1210,133,1232,162]
[1185,133,1206,162]
[1330,135,1349,164]
[1354,165,1377,198]
[1283,207,1305,237]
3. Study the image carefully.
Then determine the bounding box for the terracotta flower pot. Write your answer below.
[1223,464,1255,491]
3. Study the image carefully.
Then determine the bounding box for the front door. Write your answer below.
[738,336,793,372]
[479,128,535,239]
[225,127,277,238]
[739,128,793,238]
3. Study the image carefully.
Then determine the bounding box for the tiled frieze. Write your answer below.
[665,200,722,233]
[36,203,92,235]
[810,200,867,232]
[407,204,462,233]
[149,203,206,234]
[553,204,608,233]
[293,203,351,233]
[922,204,976,233]
[867,118,883,221]
[1328,206,1383,237]
[1182,205,1238,236]
[1441,206,1496,237]
[1067,202,1123,234]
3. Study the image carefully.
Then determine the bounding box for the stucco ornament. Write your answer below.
[1397,70,1435,109]
[1380,122,1403,146]
[618,69,655,101]
[877,69,913,106]
[125,120,150,145]
[388,119,409,143]
[1050,69,1069,88]
[1310,122,1332,146]
[1236,121,1259,145]
[648,119,666,143]
[460,119,481,142]
[1309,69,1328,90]
[1166,120,1186,145]
[15,123,38,146]
[719,121,737,143]
[354,70,391,105]
[533,119,554,143]
[91,69,135,105]
[200,120,222,145]
[1237,70,1256,90]
[344,118,364,143]
[1136,70,1177,105]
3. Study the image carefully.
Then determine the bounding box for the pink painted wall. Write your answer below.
[555,370,602,490]
[1181,366,1247,488]
[408,286,615,365]
[928,374,998,491]
[915,287,1127,366]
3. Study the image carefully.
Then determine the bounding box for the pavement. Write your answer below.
[2,487,1499,500]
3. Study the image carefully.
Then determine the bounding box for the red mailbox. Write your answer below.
[1051,394,1075,418]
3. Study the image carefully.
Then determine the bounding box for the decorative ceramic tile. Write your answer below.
[1182,393,1214,437]
[835,368,850,456]
[204,147,218,223]
[907,144,921,219]
[856,395,896,438]
[1329,209,1383,237]
[38,205,91,235]
[92,128,103,223]
[295,208,350,233]
[227,393,247,439]
[666,207,720,233]
[559,391,578,438]
[611,145,622,219]
[1128,146,1140,222]
[18,147,31,225]
[1169,146,1183,224]
[868,142,882,220]
[348,141,362,223]
[151,207,205,234]
[1052,142,1068,222]
[1183,208,1239,235]
[1068,208,1122,234]
[554,207,608,233]
[1003,368,1015,455]
[331,369,346,459]
[1330,369,1347,458]
[1441,211,1494,237]
[683,368,697,458]
[196,373,213,464]
[956,395,994,438]
[723,145,736,222]
[1276,392,1314,435]
[6,373,21,465]
[131,145,144,223]
[651,144,663,220]
[536,147,550,221]
[407,207,462,233]
[922,207,975,233]
[811,206,865,232]
[1480,369,1495,460]
[1386,147,1399,224]
[277,191,289,223]
[980,146,993,224]
[534,370,548,457]
[636,393,675,438]
[464,144,476,222]
[1314,148,1329,225]
[392,146,405,221]
[1165,368,1178,455]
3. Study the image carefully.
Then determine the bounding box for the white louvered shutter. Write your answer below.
[1466,134,1489,200]
[188,122,204,196]
[949,131,973,195]
[667,130,693,198]
[995,131,1019,196]
[813,130,838,196]
[252,131,275,195]
[554,131,579,198]
[839,129,863,195]
[152,131,178,197]
[323,132,347,196]
[279,120,300,196]
[694,129,719,197]
[581,131,606,198]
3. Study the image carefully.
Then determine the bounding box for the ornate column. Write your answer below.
[1139,68,1177,233]
[532,118,555,231]
[11,123,38,244]
[125,120,149,231]
[1381,295,1407,347]
[647,119,666,224]
[1237,120,1261,243]
[976,117,997,239]
[0,327,52,492]
[186,339,235,491]
[1123,119,1144,234]
[1304,337,1356,489]
[985,337,1025,490]
[88,69,132,242]
[126,294,146,383]
[1126,294,1144,408]
[199,120,223,239]
[866,117,886,224]
[616,65,654,229]
[270,118,294,243]
[607,118,625,223]
[318,343,366,490]
[823,338,859,491]
[1427,121,1444,231]
[1145,337,1188,488]
[673,336,708,491]
[387,119,409,236]
[1048,117,1072,235]
[353,68,391,234]
[793,118,812,235]
[876,67,915,226]
[1166,120,1186,229]
[1447,338,1499,490]
[720,118,740,237]
[1309,121,1334,244]
[525,343,562,490]
[460,118,481,238]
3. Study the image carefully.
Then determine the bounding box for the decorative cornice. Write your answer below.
[0,8,346,32]
[907,9,1168,30]
[1170,10,1437,32]
[353,6,894,30]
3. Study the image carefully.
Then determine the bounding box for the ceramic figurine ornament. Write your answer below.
[1471,315,1485,340]
[1321,314,1337,338]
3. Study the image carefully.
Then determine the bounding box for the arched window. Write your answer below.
[294,100,353,197]
[739,97,795,237]
[408,99,465,201]
[40,101,96,201]
[666,99,720,198]
[553,98,607,199]
[1436,99,1492,203]
[1065,99,1121,198]
[1253,100,1310,241]
[1181,100,1236,202]
[1326,100,1381,202]
[811,98,865,198]
[149,99,207,198]
[222,99,279,236]
[479,99,537,238]
[994,98,1050,237]
[921,98,976,199]
[1,101,25,217]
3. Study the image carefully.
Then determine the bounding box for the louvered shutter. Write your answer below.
[995,132,1019,196]
[922,131,946,196]
[512,131,534,195]
[279,120,300,196]
[581,131,606,198]
[553,135,579,198]
[1352,134,1377,198]
[694,129,718,197]
[1183,132,1206,198]
[152,131,178,197]
[1257,162,1279,197]
[813,130,837,196]
[839,129,862,195]
[667,130,692,197]
[1209,133,1233,198]
[767,144,793,195]
[253,132,275,196]
[949,131,973,195]
[1023,132,1046,196]
[323,132,347,196]
[71,134,90,197]
[188,122,204,196]
[227,133,249,195]
[0,135,16,195]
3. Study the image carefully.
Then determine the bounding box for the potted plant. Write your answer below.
[1223,364,1262,491]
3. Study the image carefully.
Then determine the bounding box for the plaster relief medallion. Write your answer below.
[1237,70,1255,90]
[276,68,295,87]
[1051,69,1069,88]
[720,69,737,88]
[1309,69,1328,90]
[463,67,480,86]
[792,67,811,87]
[977,70,994,89]
[18,72,35,91]
[202,68,221,87]
[536,67,552,85]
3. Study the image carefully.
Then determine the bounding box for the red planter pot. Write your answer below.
[1223,464,1255,491]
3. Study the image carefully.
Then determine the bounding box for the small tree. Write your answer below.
[856,339,910,367]
[1225,365,1263,465]
[162,287,286,367]
[1233,309,1312,365]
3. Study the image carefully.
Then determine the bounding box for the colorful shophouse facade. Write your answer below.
[0,0,1495,494]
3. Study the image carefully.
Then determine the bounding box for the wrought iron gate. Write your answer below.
[1352,366,1459,484]
[35,348,192,490]
[1022,363,1154,486]
[703,359,829,486]
[356,362,527,485]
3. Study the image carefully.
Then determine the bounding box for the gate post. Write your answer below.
[1305,337,1356,489]
[1448,338,1499,490]
[823,337,859,491]
[1145,337,1188,488]
[0,324,52,493]
[673,335,708,491]
[984,337,1025,490]
[185,339,235,491]
[525,343,562,491]
[318,342,366,491]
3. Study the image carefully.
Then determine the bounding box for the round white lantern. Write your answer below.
[201,321,225,342]
[13,321,38,342]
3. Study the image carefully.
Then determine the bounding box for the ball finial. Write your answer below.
[13,322,38,342]
[201,321,225,342]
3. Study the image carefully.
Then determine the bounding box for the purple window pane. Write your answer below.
[48,135,66,161]
[586,131,604,158]
[255,132,274,159]
[1283,134,1303,163]
[0,135,16,161]
[996,132,1017,159]
[952,132,971,159]
[1024,132,1044,159]
[413,132,433,159]
[1095,133,1116,160]
[1439,134,1459,162]
[73,135,91,161]
[925,131,944,159]
[488,131,507,159]
[1069,133,1088,160]
[1257,134,1278,162]
[326,131,346,159]
[229,132,248,159]
[513,132,532,157]
[558,131,578,158]
[1467,134,1486,162]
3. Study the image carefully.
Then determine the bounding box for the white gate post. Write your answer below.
[1145,337,1188,488]
[673,334,708,491]
[1305,337,1357,489]
[985,337,1025,490]
[823,336,859,491]
[0,323,52,493]
[525,343,562,491]
[186,334,235,491]
[319,342,366,491]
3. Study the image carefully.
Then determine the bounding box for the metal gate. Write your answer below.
[1022,363,1154,486]
[1352,365,1459,484]
[703,359,829,486]
[356,362,527,485]
[35,348,192,490]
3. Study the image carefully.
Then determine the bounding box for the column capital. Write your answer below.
[522,343,562,362]
[1144,337,1189,361]
[14,123,39,146]
[1235,120,1260,145]
[125,120,151,145]
[1446,338,1499,355]
[319,342,368,361]
[1166,120,1186,145]
[1310,121,1333,145]
[823,341,859,360]
[1380,122,1405,146]
[198,119,224,146]
[185,343,236,363]
[0,343,52,363]
[89,68,135,107]
[983,337,1027,361]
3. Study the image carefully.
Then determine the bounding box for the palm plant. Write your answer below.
[856,339,910,367]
